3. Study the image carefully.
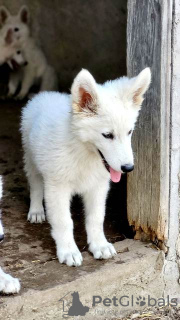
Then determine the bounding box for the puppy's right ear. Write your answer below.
[19,5,30,24]
[5,28,13,45]
[71,69,98,115]
[128,68,151,108]
[0,6,10,27]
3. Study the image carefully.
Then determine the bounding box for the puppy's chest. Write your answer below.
[43,150,109,192]
[69,157,108,193]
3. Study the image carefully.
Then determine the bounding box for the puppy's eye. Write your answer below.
[128,130,132,135]
[14,27,19,32]
[102,133,114,139]
[17,50,21,54]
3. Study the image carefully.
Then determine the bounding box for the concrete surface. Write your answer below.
[0,240,165,320]
[0,0,127,91]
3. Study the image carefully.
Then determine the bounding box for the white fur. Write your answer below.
[0,267,20,294]
[7,50,27,97]
[0,34,27,99]
[0,176,20,294]
[0,6,58,99]
[0,27,24,66]
[21,68,151,266]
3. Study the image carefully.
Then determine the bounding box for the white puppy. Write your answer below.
[0,177,20,294]
[21,68,151,267]
[0,28,24,66]
[0,5,58,99]
[0,27,27,98]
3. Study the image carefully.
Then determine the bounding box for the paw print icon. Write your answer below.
[136,296,146,307]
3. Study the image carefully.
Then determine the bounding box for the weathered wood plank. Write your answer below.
[127,0,172,241]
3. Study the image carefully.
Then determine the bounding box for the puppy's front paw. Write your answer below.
[57,245,83,267]
[89,241,117,260]
[0,274,20,294]
[28,210,46,223]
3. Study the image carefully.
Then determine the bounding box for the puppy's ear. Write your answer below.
[0,6,10,26]
[5,28,13,45]
[19,6,30,24]
[129,68,151,107]
[71,69,98,114]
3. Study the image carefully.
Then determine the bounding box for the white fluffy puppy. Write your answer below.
[21,68,151,267]
[0,28,25,66]
[0,177,20,294]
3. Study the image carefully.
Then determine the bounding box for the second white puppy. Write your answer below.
[0,5,58,99]
[21,68,151,266]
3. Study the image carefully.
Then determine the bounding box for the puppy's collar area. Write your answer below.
[98,149,110,172]
[98,149,121,183]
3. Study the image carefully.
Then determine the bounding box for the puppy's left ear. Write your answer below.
[130,67,151,107]
[0,6,10,26]
[19,6,30,24]
[71,69,98,115]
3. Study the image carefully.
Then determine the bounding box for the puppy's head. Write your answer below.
[3,28,28,69]
[7,48,28,70]
[0,6,30,42]
[71,68,151,182]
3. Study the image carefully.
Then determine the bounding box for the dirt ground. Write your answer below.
[0,100,132,295]
[119,306,180,320]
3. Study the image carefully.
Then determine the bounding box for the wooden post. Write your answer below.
[127,0,172,242]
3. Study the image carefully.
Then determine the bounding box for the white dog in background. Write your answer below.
[0,27,26,67]
[0,5,58,99]
[21,68,151,267]
[0,27,27,99]
[0,177,20,294]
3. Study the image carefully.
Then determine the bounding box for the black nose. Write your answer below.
[24,61,28,66]
[121,164,134,173]
[0,234,4,242]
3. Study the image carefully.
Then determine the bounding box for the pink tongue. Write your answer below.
[110,167,121,183]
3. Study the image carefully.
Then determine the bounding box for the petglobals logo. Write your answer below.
[59,292,178,318]
[92,295,178,308]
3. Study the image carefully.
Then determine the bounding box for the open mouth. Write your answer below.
[98,150,122,183]
[98,150,110,172]
[9,59,20,70]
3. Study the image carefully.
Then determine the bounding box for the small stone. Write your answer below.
[131,313,140,319]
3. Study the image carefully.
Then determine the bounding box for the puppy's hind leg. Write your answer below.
[25,157,45,223]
